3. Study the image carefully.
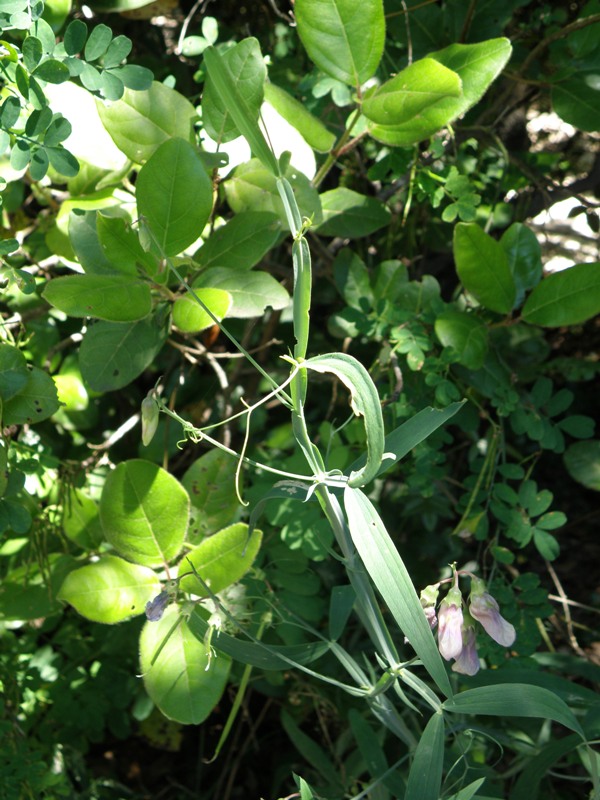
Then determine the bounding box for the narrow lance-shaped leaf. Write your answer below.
[344,485,452,697]
[303,353,384,488]
[404,712,445,800]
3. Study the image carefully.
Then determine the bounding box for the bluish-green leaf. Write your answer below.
[344,486,452,697]
[405,712,445,800]
[442,684,584,736]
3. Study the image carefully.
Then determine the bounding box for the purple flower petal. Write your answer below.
[469,591,516,647]
[438,600,464,661]
[145,590,169,622]
[452,627,480,676]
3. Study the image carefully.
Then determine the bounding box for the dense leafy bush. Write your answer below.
[1,1,600,798]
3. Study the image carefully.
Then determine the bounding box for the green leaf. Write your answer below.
[224,159,322,229]
[139,606,231,724]
[189,608,329,671]
[177,522,262,595]
[315,188,391,238]
[181,449,240,541]
[44,115,71,146]
[84,23,112,61]
[0,343,29,401]
[363,58,461,126]
[63,19,87,56]
[43,274,152,321]
[564,440,600,491]
[369,38,512,146]
[442,684,584,737]
[264,82,336,153]
[103,35,132,68]
[344,486,452,697]
[333,248,372,309]
[172,288,232,333]
[203,38,266,143]
[533,528,560,561]
[195,211,281,270]
[521,263,600,327]
[552,76,600,132]
[405,713,445,800]
[194,267,289,318]
[33,58,70,84]
[79,315,167,392]
[63,487,104,550]
[434,310,488,369]
[29,146,49,181]
[97,81,197,164]
[304,353,384,488]
[99,459,189,567]
[281,709,345,793]
[58,554,160,623]
[500,222,543,306]
[136,137,213,257]
[68,210,119,275]
[3,366,59,425]
[203,45,278,175]
[114,64,153,91]
[453,222,516,313]
[295,0,385,87]
[23,36,43,71]
[47,145,79,177]
[97,213,156,276]
[348,402,464,480]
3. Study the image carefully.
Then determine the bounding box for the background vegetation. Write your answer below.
[1,1,600,798]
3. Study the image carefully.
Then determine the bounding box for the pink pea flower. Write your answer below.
[469,577,516,647]
[437,587,464,661]
[451,626,480,676]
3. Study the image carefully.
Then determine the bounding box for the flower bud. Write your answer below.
[469,577,516,647]
[145,590,169,621]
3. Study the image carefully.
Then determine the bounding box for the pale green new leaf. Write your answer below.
[362,58,461,126]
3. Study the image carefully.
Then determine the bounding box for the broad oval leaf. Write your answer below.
[194,267,289,318]
[521,263,600,327]
[181,449,239,543]
[564,440,600,491]
[453,222,516,313]
[3,367,59,425]
[295,0,385,87]
[136,137,213,257]
[552,76,600,132]
[303,352,384,488]
[500,222,543,307]
[177,522,262,595]
[100,459,189,567]
[344,485,452,697]
[58,554,160,623]
[0,343,29,401]
[79,314,168,393]
[203,38,266,143]
[140,605,231,724]
[97,81,197,164]
[315,188,391,239]
[43,274,152,321]
[172,288,232,333]
[63,487,104,550]
[195,211,281,270]
[362,58,461,126]
[369,38,512,146]
[434,310,488,369]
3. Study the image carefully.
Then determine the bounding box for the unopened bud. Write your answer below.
[141,394,159,446]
